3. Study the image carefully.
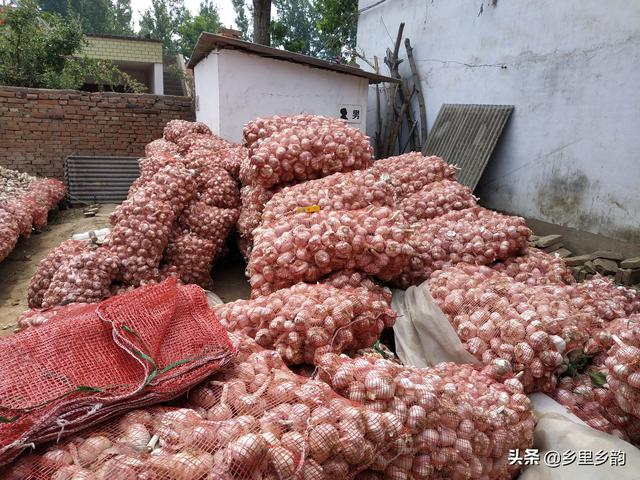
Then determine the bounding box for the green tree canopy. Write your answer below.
[0,0,143,91]
[176,0,221,59]
[315,0,357,61]
[138,0,189,55]
[271,0,317,55]
[37,0,134,35]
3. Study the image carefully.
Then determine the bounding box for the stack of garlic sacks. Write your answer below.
[27,120,243,308]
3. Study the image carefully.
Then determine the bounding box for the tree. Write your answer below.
[231,0,250,39]
[38,0,134,36]
[270,0,317,55]
[0,0,143,91]
[315,0,357,61]
[176,0,221,59]
[139,0,189,55]
[252,0,271,45]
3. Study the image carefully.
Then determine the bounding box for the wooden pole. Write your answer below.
[405,38,428,147]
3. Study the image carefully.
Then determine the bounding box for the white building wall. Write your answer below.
[194,49,369,143]
[357,0,640,243]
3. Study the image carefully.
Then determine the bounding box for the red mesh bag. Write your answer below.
[15,303,90,333]
[178,200,239,252]
[242,114,345,156]
[197,166,240,209]
[20,192,49,230]
[249,206,413,297]
[573,275,639,320]
[0,279,236,467]
[105,200,176,286]
[176,132,233,155]
[215,283,396,364]
[428,264,591,393]
[1,198,33,236]
[316,353,535,479]
[553,367,640,444]
[160,232,217,289]
[6,334,410,479]
[41,247,121,307]
[372,153,458,197]
[243,122,373,188]
[26,179,66,210]
[318,270,392,303]
[395,206,532,288]
[163,119,212,143]
[28,240,90,308]
[184,145,246,179]
[491,247,575,286]
[0,209,19,262]
[145,138,180,157]
[237,184,277,243]
[398,179,477,223]
[137,152,185,182]
[604,313,640,420]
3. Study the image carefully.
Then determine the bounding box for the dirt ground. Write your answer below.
[0,204,252,336]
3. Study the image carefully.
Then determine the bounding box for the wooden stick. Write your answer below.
[374,56,383,158]
[405,38,428,147]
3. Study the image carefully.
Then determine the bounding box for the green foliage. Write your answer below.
[231,0,251,39]
[176,0,221,59]
[0,0,143,92]
[315,0,357,60]
[38,0,133,35]
[271,0,317,55]
[138,0,189,55]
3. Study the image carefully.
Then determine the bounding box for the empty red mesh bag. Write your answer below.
[242,114,346,163]
[6,334,409,479]
[248,206,413,297]
[0,209,19,262]
[429,264,592,393]
[1,198,33,236]
[41,247,121,307]
[145,138,180,157]
[28,240,90,308]
[215,283,396,364]
[395,206,532,288]
[163,119,211,143]
[491,247,575,286]
[397,179,477,223]
[0,279,236,466]
[243,121,373,188]
[316,353,535,479]
[160,232,217,289]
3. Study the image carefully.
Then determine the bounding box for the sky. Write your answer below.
[130,0,238,30]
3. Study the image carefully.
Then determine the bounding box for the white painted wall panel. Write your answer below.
[357,0,640,242]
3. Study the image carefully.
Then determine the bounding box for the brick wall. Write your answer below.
[0,86,194,179]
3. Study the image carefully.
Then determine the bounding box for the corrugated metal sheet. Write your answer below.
[422,104,513,191]
[65,156,139,203]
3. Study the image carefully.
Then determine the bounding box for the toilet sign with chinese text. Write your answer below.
[337,104,362,124]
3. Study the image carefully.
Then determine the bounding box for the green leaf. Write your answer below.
[589,370,607,388]
[0,416,18,423]
[75,385,103,393]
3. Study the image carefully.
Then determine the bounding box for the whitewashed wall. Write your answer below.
[194,49,369,143]
[357,0,640,242]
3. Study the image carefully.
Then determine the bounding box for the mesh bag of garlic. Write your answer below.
[428,264,592,393]
[242,122,373,189]
[261,155,458,226]
[318,269,392,302]
[237,184,278,241]
[41,247,121,308]
[0,279,236,467]
[196,166,241,209]
[28,240,90,308]
[249,206,414,297]
[214,282,396,365]
[315,353,536,479]
[1,197,34,236]
[5,334,411,479]
[573,275,640,321]
[398,179,477,224]
[490,247,576,286]
[163,119,212,143]
[159,231,218,289]
[242,114,346,156]
[15,302,90,333]
[145,138,180,157]
[552,365,640,445]
[603,313,640,420]
[0,208,19,263]
[394,206,532,288]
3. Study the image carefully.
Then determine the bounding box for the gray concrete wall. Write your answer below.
[357,0,640,242]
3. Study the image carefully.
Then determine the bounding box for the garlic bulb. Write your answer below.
[491,247,575,286]
[163,119,211,143]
